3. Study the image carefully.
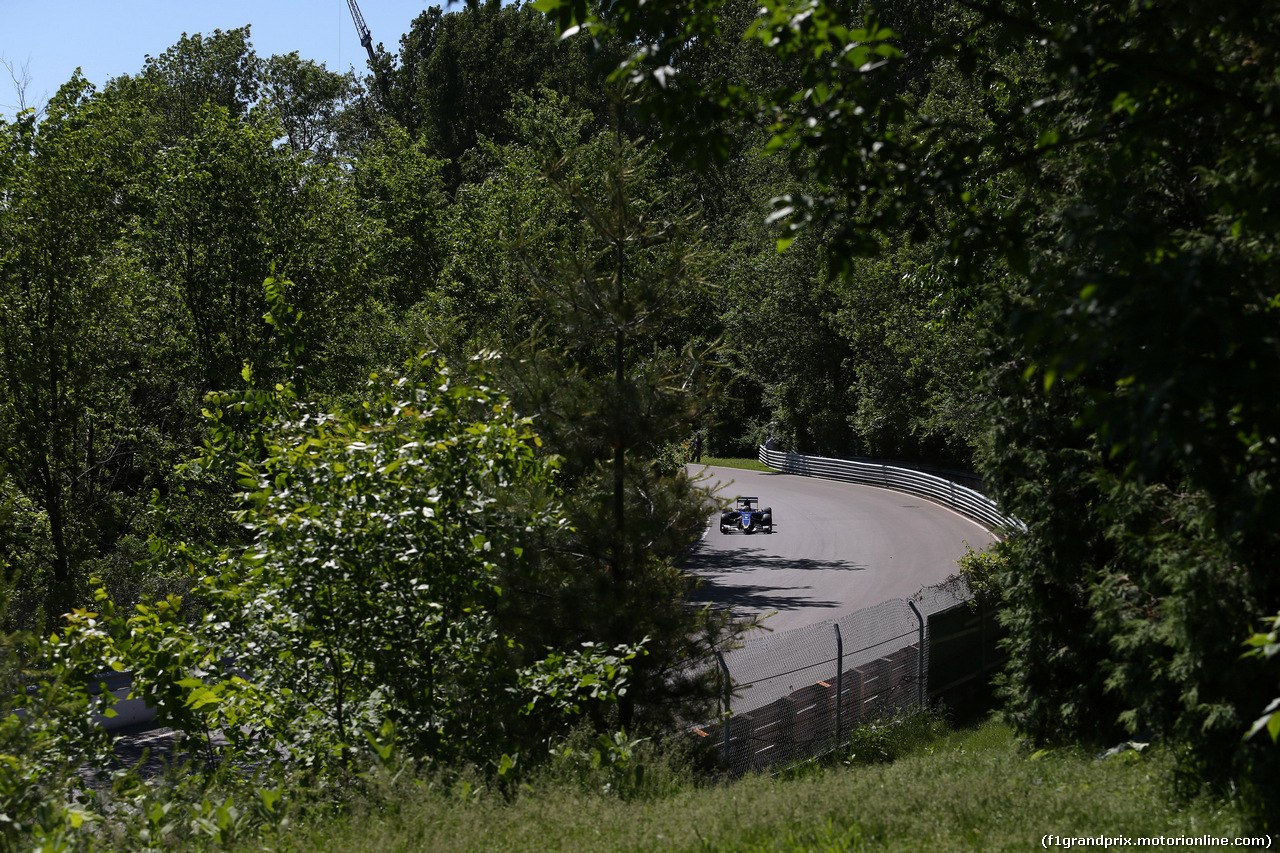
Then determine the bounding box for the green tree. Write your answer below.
[536,0,1280,802]
[433,88,597,352]
[383,1,609,188]
[124,97,377,396]
[130,27,261,141]
[0,78,154,627]
[350,124,452,314]
[0,30,388,630]
[835,246,985,465]
[719,226,859,455]
[499,97,738,734]
[261,52,355,160]
[189,351,612,766]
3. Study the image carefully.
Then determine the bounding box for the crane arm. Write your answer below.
[345,0,392,110]
[346,0,376,62]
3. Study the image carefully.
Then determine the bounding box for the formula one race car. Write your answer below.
[720,496,774,534]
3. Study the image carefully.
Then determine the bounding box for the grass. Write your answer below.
[694,456,772,473]
[263,717,1260,853]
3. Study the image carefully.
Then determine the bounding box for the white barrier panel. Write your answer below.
[757,446,1022,532]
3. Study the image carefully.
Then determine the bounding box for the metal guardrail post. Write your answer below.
[834,623,843,743]
[715,650,732,762]
[980,596,988,678]
[907,600,925,709]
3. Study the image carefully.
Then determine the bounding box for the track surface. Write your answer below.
[685,465,995,633]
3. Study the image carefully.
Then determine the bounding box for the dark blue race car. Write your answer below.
[720,496,774,534]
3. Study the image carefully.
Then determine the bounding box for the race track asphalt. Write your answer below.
[684,464,997,634]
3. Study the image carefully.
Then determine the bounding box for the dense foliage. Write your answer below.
[4,0,1280,842]
[536,0,1280,813]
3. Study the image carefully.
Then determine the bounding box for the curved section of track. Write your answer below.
[684,465,996,633]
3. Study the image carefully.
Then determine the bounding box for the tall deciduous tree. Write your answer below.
[261,52,355,160]
[380,1,609,189]
[122,98,376,396]
[132,27,261,141]
[1,29,389,629]
[499,93,737,733]
[0,78,154,626]
[350,124,451,314]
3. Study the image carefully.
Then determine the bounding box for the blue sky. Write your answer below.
[1,1,448,115]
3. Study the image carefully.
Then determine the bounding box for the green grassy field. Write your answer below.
[694,457,772,473]
[266,718,1259,853]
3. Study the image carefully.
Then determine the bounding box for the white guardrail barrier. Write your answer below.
[757,446,1022,533]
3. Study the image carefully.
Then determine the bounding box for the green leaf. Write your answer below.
[258,788,282,814]
[1035,129,1060,149]
[186,686,223,709]
[1245,700,1280,742]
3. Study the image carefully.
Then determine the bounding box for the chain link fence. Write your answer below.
[691,575,996,775]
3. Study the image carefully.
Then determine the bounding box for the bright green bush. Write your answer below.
[956,539,1009,606]
[183,349,643,771]
[0,622,107,852]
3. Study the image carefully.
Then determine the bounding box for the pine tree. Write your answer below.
[500,98,736,733]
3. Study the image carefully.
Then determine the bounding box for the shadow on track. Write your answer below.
[683,543,865,614]
[689,576,846,613]
[684,544,868,575]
